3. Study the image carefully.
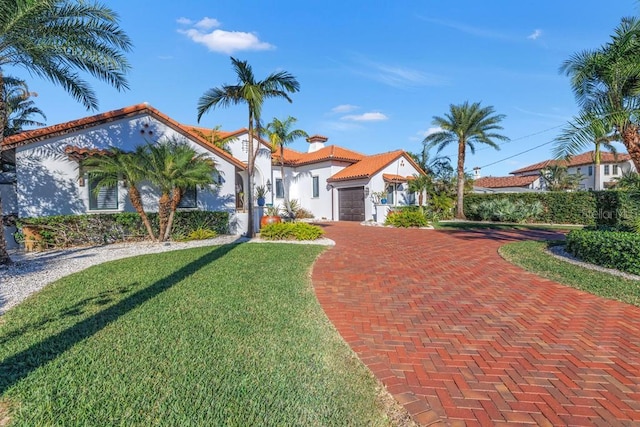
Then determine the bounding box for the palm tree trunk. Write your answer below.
[622,124,640,172]
[455,141,466,219]
[594,143,601,191]
[163,188,182,241]
[246,111,255,237]
[0,71,12,265]
[128,185,156,240]
[158,192,172,242]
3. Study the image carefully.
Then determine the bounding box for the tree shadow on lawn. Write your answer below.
[0,242,239,394]
[439,227,567,243]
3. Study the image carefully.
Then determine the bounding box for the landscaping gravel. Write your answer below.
[0,235,334,315]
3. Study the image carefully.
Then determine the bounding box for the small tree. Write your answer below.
[541,165,585,191]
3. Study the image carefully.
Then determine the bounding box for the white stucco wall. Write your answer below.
[15,113,239,227]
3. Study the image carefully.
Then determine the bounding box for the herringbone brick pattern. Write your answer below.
[312,222,640,426]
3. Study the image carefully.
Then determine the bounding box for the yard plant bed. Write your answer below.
[500,240,640,307]
[0,244,391,426]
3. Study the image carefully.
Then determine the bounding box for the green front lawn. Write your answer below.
[0,243,391,426]
[500,240,640,307]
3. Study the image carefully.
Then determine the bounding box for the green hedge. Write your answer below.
[566,229,640,275]
[18,211,229,249]
[465,191,640,226]
[260,222,325,241]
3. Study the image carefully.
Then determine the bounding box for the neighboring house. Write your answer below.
[0,103,425,243]
[473,150,636,193]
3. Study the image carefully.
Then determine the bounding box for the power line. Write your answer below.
[474,123,565,152]
[478,139,556,169]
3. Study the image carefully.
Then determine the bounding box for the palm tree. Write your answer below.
[553,111,618,190]
[143,140,217,241]
[264,116,308,217]
[0,0,132,265]
[82,147,156,240]
[423,101,508,219]
[196,57,300,237]
[541,164,585,191]
[2,77,46,137]
[407,174,432,206]
[560,16,640,172]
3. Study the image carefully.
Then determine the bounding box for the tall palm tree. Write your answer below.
[553,111,618,190]
[2,77,46,137]
[196,57,300,237]
[560,16,640,171]
[264,116,308,217]
[143,140,217,242]
[82,147,156,240]
[423,101,508,219]
[0,0,132,265]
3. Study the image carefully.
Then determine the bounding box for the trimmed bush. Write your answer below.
[260,222,325,241]
[467,199,543,223]
[385,208,429,228]
[566,229,640,275]
[465,191,640,226]
[17,211,229,249]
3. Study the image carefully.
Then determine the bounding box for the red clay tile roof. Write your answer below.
[510,151,631,174]
[382,173,415,183]
[474,175,539,188]
[276,145,365,167]
[306,134,328,143]
[64,145,112,161]
[328,150,411,182]
[3,103,246,169]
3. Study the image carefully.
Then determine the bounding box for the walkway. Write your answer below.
[312,222,640,426]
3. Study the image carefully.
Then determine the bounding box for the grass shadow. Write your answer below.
[0,243,238,394]
[439,227,567,243]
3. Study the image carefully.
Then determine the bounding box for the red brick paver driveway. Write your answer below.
[312,222,640,426]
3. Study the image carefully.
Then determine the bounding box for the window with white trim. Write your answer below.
[275,178,284,198]
[88,174,118,210]
[604,165,610,175]
[612,164,619,175]
[312,176,319,198]
[178,187,197,208]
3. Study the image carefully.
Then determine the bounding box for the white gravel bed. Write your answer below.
[546,245,640,281]
[0,235,334,315]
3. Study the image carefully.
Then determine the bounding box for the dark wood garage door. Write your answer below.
[338,186,365,221]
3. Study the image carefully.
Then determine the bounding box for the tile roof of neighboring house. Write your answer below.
[291,145,365,166]
[474,175,539,189]
[64,145,112,161]
[510,151,631,174]
[2,103,246,169]
[328,150,420,182]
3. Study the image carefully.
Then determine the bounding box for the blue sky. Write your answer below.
[15,0,637,176]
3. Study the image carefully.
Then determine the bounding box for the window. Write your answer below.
[275,178,284,198]
[613,164,619,175]
[178,187,197,208]
[387,185,394,205]
[88,174,118,210]
[312,176,319,198]
[604,165,610,176]
[588,166,593,176]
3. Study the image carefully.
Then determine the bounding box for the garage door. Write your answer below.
[338,186,365,221]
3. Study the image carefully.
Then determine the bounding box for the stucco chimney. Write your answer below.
[306,135,328,153]
[473,167,481,180]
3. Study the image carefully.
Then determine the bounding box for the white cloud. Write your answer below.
[349,55,447,88]
[342,112,388,122]
[527,29,542,40]
[331,104,358,114]
[179,28,275,54]
[423,127,443,137]
[419,17,511,41]
[195,17,221,30]
[410,127,443,141]
[178,18,275,54]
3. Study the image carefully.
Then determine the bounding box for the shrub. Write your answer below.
[566,229,640,275]
[17,211,229,249]
[467,199,543,223]
[385,208,429,228]
[182,228,218,241]
[260,222,325,241]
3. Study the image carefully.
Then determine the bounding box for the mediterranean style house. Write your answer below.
[0,103,424,245]
[473,151,636,193]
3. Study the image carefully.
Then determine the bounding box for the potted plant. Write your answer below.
[260,204,282,227]
[255,185,267,207]
[371,190,388,205]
